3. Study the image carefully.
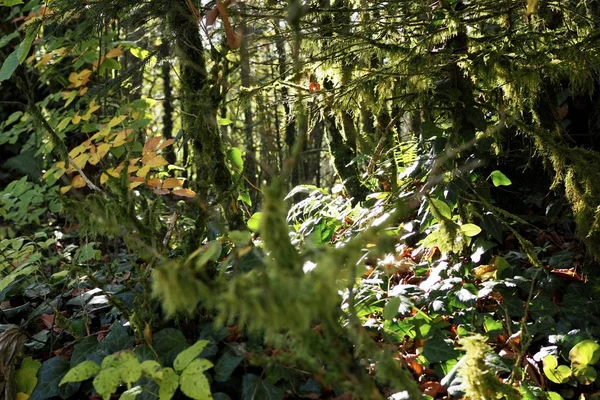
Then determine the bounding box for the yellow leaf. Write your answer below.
[72,113,81,124]
[162,178,184,189]
[100,173,109,184]
[157,138,175,151]
[141,153,169,168]
[143,136,162,153]
[128,165,139,173]
[78,87,88,96]
[147,178,162,188]
[56,161,66,169]
[68,144,87,158]
[136,165,150,178]
[71,153,90,169]
[105,47,123,58]
[172,189,196,198]
[107,165,124,178]
[112,129,134,147]
[72,175,86,188]
[96,143,111,160]
[60,185,72,194]
[16,392,29,400]
[108,115,127,128]
[129,176,144,189]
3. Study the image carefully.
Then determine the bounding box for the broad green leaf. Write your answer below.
[173,340,210,373]
[180,359,214,400]
[460,223,481,237]
[158,367,178,400]
[573,365,597,385]
[70,336,99,367]
[542,355,571,384]
[130,47,149,59]
[16,357,41,395]
[93,367,120,400]
[98,322,134,354]
[0,48,19,82]
[17,30,35,64]
[29,356,71,400]
[141,360,163,380]
[214,351,243,383]
[489,170,512,187]
[99,58,121,72]
[217,117,232,126]
[421,334,459,363]
[1,0,24,6]
[383,297,401,320]
[121,386,143,400]
[569,340,600,366]
[0,32,19,49]
[60,361,100,385]
[546,392,564,400]
[247,212,262,232]
[429,198,452,220]
[227,148,243,172]
[153,329,188,366]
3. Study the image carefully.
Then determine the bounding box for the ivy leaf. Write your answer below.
[241,373,284,400]
[15,357,41,395]
[179,359,214,399]
[421,334,459,363]
[98,321,134,354]
[247,212,262,232]
[141,360,163,380]
[29,356,70,400]
[569,340,600,366]
[93,367,120,400]
[70,336,99,367]
[173,340,210,373]
[489,170,512,187]
[121,386,143,400]
[153,329,188,367]
[214,351,243,383]
[543,355,571,384]
[158,367,179,400]
[59,361,100,385]
[227,148,243,172]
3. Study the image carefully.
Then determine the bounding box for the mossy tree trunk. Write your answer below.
[169,1,244,242]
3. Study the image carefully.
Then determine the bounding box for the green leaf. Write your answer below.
[0,0,24,6]
[17,30,35,64]
[241,373,284,400]
[59,361,100,385]
[489,170,512,187]
[383,297,401,320]
[0,32,19,49]
[247,212,262,232]
[227,148,243,172]
[15,357,41,395]
[121,386,143,400]
[217,117,233,126]
[542,355,571,384]
[569,340,600,366]
[99,58,121,72]
[429,198,452,220]
[93,367,120,400]
[180,359,214,399]
[214,351,243,383]
[546,392,564,400]
[141,360,163,380]
[130,47,149,59]
[460,223,481,237]
[115,353,142,387]
[70,336,99,367]
[29,356,71,400]
[99,322,134,354]
[153,329,188,367]
[421,333,459,363]
[573,365,597,385]
[158,367,179,400]
[0,48,19,82]
[173,340,210,373]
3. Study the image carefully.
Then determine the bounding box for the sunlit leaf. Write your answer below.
[71,175,86,189]
[162,178,183,189]
[489,170,512,187]
[172,189,196,198]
